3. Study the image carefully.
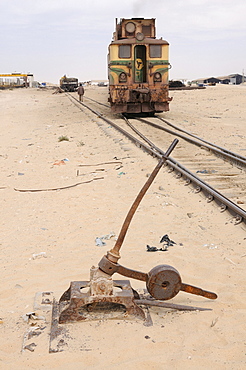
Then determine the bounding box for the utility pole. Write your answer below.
[242,69,245,84]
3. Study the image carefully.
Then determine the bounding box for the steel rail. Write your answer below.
[123,116,246,224]
[66,93,246,225]
[66,93,163,157]
[83,95,110,108]
[136,117,246,169]
[157,116,246,162]
[69,91,246,165]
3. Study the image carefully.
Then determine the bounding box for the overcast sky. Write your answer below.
[0,0,245,83]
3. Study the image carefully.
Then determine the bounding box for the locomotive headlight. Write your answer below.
[125,22,136,33]
[136,32,145,41]
[119,72,127,83]
[154,72,162,82]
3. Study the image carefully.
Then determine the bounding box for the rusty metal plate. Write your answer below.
[49,281,150,353]
[58,280,146,324]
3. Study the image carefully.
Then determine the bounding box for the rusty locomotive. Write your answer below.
[60,75,79,92]
[108,18,172,114]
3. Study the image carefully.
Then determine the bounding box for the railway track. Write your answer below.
[84,94,246,167]
[66,92,246,225]
[137,116,246,169]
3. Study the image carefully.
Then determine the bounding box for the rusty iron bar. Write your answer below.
[98,256,217,301]
[98,255,148,281]
[181,283,217,300]
[135,299,212,311]
[107,139,179,263]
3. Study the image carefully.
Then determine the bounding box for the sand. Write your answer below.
[0,85,245,369]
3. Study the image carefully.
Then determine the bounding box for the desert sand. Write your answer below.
[0,85,245,369]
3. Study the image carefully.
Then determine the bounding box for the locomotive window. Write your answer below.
[119,45,131,58]
[149,45,162,58]
[142,25,151,36]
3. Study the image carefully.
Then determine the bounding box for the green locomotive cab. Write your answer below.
[108,18,172,114]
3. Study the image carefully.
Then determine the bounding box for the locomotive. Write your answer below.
[108,18,172,114]
[60,75,78,92]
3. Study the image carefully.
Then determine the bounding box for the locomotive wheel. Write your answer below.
[146,265,182,300]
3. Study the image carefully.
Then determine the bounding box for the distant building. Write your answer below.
[204,77,221,84]
[0,73,34,88]
[192,73,244,85]
[218,74,244,85]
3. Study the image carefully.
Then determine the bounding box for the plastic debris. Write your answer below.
[22,312,46,323]
[23,343,37,352]
[160,234,176,246]
[95,237,106,246]
[100,232,116,240]
[146,245,158,252]
[95,232,116,246]
[147,234,176,252]
[31,252,47,260]
[203,243,218,250]
[146,245,168,252]
[53,160,66,165]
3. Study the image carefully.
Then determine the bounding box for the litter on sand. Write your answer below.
[22,312,46,323]
[23,343,37,352]
[160,234,176,246]
[146,234,176,252]
[146,245,168,252]
[100,232,116,240]
[53,160,66,166]
[95,237,106,246]
[95,232,116,246]
[31,252,47,260]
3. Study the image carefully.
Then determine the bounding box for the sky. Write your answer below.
[0,0,245,83]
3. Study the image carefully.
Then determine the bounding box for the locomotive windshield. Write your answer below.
[149,45,162,58]
[119,45,131,58]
